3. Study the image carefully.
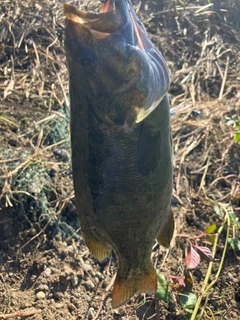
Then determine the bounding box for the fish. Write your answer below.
[64,0,174,308]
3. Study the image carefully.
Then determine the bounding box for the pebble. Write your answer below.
[83,295,91,302]
[28,227,37,236]
[36,291,46,300]
[54,291,63,300]
[21,302,32,308]
[72,292,81,299]
[227,272,233,281]
[94,277,99,285]
[84,279,95,290]
[87,307,95,319]
[36,284,49,292]
[71,275,79,287]
[43,267,52,277]
[95,272,103,280]
[83,263,92,272]
[67,245,74,254]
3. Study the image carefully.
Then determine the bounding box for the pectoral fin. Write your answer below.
[156,208,174,248]
[82,232,111,261]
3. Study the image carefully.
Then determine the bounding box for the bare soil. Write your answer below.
[0,0,240,319]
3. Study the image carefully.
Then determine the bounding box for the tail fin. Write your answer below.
[111,268,157,309]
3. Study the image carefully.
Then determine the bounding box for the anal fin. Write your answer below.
[156,207,175,248]
[111,268,157,309]
[82,232,111,261]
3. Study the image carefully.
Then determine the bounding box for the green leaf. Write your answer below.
[206,235,215,244]
[179,292,197,313]
[205,224,217,234]
[155,272,170,302]
[228,238,240,251]
[213,205,224,218]
[229,212,239,225]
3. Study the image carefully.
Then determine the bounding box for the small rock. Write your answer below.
[67,301,77,312]
[67,245,74,254]
[87,307,95,319]
[83,263,92,272]
[95,272,103,280]
[71,275,79,287]
[43,267,52,277]
[36,284,49,292]
[94,277,99,285]
[227,272,233,281]
[28,227,37,236]
[21,302,32,308]
[31,275,37,282]
[54,291,64,300]
[72,292,81,299]
[54,149,69,162]
[84,279,95,290]
[36,291,46,300]
[83,295,91,302]
[55,303,64,309]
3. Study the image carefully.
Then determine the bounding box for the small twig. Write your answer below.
[197,158,210,197]
[206,174,238,191]
[32,41,40,66]
[0,158,20,164]
[0,309,41,319]
[218,55,229,101]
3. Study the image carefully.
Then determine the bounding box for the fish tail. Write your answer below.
[111,267,157,308]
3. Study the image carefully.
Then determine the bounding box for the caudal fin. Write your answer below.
[111,268,157,309]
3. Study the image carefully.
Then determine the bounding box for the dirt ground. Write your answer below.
[0,0,240,319]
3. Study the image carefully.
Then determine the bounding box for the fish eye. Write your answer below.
[100,0,108,3]
[126,68,136,80]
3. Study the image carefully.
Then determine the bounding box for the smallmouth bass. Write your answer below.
[64,0,174,308]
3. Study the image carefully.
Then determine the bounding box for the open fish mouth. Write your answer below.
[64,0,121,40]
[64,0,148,49]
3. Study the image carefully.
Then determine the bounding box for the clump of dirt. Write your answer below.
[0,0,240,319]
